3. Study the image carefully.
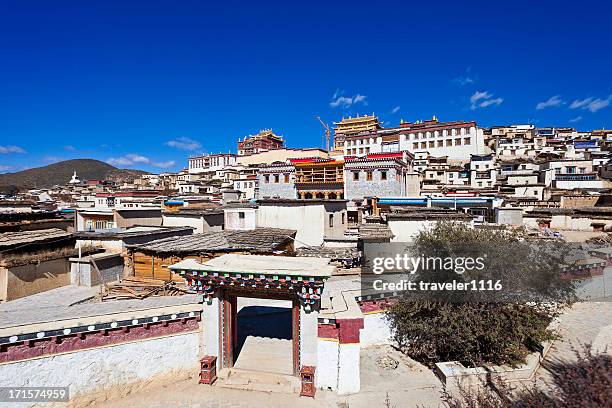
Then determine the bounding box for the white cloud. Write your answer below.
[470,91,503,110]
[452,68,477,87]
[391,106,400,114]
[126,154,149,163]
[479,97,504,108]
[569,97,593,109]
[0,165,11,172]
[536,95,564,110]
[152,160,176,169]
[63,145,76,151]
[107,154,175,169]
[569,116,583,123]
[0,145,26,154]
[329,91,368,108]
[454,76,474,86]
[106,157,133,167]
[570,95,612,113]
[470,91,491,104]
[43,156,63,164]
[166,137,202,151]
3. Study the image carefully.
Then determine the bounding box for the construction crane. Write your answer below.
[315,116,331,152]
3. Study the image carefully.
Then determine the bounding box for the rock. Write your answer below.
[376,355,399,370]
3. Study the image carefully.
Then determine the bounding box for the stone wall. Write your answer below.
[344,168,403,202]
[257,174,297,199]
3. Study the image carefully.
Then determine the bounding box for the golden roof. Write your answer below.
[243,129,284,141]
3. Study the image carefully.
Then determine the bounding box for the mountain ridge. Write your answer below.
[0,159,148,192]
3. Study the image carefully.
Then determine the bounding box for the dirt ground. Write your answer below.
[92,302,611,408]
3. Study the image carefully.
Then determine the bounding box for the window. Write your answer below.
[455,138,462,146]
[449,173,454,178]
[284,174,290,183]
[579,167,586,174]
[353,171,359,181]
[565,166,576,174]
[429,141,435,148]
[264,175,269,183]
[413,142,419,149]
[381,170,387,180]
[95,220,104,229]
[341,213,345,224]
[534,190,539,196]
[366,171,373,181]
[420,142,427,149]
[274,174,280,183]
[437,140,444,147]
[329,214,334,228]
[464,137,471,145]
[239,212,245,219]
[446,139,452,146]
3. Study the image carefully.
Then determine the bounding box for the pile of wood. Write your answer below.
[586,233,612,247]
[101,276,188,301]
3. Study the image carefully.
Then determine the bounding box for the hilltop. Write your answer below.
[0,159,147,192]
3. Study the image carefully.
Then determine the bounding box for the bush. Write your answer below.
[386,301,556,367]
[385,222,575,367]
[442,344,611,408]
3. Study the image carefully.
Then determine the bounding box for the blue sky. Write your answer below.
[0,0,610,173]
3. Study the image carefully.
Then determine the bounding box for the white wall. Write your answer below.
[257,205,325,247]
[0,332,199,403]
[388,219,437,242]
[316,338,339,390]
[300,309,319,367]
[360,313,393,346]
[224,208,257,231]
[163,215,204,233]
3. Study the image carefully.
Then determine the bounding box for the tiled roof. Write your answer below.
[129,228,296,255]
[358,223,394,240]
[0,228,72,250]
[296,246,360,260]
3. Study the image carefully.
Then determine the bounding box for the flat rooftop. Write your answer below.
[0,285,202,334]
[170,254,335,278]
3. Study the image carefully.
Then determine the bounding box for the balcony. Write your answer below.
[500,169,536,176]
[555,174,597,181]
[474,171,492,179]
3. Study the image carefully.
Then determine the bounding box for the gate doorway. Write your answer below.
[221,291,300,376]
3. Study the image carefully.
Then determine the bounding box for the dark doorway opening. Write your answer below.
[230,297,297,375]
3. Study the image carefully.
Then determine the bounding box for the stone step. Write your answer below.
[217,368,300,394]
